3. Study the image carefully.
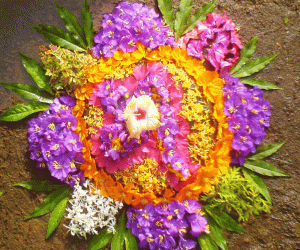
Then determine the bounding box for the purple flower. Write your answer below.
[154,229,176,249]
[182,199,202,214]
[92,1,174,58]
[64,133,82,152]
[187,213,208,237]
[27,96,84,184]
[221,73,272,164]
[157,119,179,139]
[65,171,86,188]
[48,154,76,181]
[127,200,208,249]
[176,236,197,250]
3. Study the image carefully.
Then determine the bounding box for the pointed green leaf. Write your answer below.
[244,160,290,177]
[157,0,175,32]
[230,36,258,75]
[46,196,69,239]
[88,228,113,250]
[14,180,67,192]
[0,191,3,197]
[198,233,218,250]
[82,0,94,48]
[111,210,126,250]
[232,54,278,78]
[204,206,246,233]
[56,1,87,48]
[184,0,217,34]
[247,140,287,161]
[240,78,282,90]
[0,82,54,104]
[34,24,86,52]
[0,102,49,121]
[206,215,229,250]
[124,229,138,250]
[174,0,193,40]
[24,187,71,220]
[242,168,272,203]
[18,52,52,94]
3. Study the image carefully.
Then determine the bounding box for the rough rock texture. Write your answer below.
[0,0,299,249]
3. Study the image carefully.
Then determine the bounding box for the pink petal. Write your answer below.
[147,62,164,76]
[132,65,149,81]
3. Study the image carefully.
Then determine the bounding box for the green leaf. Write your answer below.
[240,78,282,90]
[88,228,113,250]
[14,180,67,192]
[157,0,175,32]
[82,0,94,48]
[184,0,217,34]
[0,191,3,197]
[0,102,49,121]
[206,215,229,250]
[242,168,272,203]
[244,160,290,177]
[204,206,246,233]
[34,24,86,52]
[198,233,218,250]
[18,52,52,94]
[56,1,87,48]
[24,187,71,220]
[46,196,69,239]
[232,54,278,78]
[124,229,138,250]
[0,82,54,104]
[230,36,258,75]
[111,210,126,250]
[247,140,287,161]
[174,0,193,41]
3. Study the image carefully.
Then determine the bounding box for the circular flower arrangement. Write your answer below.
[0,0,288,249]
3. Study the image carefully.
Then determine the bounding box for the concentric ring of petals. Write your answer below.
[74,44,234,207]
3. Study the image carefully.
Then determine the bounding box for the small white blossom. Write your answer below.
[64,180,123,238]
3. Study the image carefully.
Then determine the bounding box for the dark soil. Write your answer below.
[0,0,300,249]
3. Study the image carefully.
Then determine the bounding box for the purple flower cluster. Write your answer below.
[90,79,150,163]
[183,13,242,73]
[92,1,174,58]
[27,96,85,185]
[222,73,272,165]
[127,199,208,250]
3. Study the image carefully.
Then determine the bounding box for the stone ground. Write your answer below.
[0,0,299,249]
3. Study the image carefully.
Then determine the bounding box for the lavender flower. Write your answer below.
[127,200,208,249]
[221,73,272,164]
[27,96,84,184]
[92,1,174,58]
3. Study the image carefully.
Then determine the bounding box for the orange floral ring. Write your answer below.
[72,44,233,208]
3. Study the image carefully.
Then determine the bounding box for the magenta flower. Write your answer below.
[177,13,243,73]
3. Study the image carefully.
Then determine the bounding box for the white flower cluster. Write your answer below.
[64,180,123,238]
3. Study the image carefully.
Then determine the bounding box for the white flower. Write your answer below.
[123,95,161,139]
[64,180,123,238]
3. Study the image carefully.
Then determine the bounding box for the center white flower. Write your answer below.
[123,95,161,139]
